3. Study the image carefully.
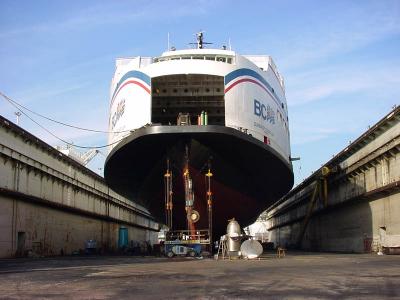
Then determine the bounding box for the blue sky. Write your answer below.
[0,0,399,185]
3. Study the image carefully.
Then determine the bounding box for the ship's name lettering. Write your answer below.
[254,99,275,125]
[112,99,125,129]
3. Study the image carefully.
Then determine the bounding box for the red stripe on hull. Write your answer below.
[112,80,151,103]
[224,78,269,94]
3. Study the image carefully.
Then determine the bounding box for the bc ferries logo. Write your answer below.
[254,99,275,124]
[111,99,125,129]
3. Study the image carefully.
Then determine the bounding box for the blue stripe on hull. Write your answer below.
[225,68,284,110]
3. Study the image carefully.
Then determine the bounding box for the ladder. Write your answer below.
[216,236,228,260]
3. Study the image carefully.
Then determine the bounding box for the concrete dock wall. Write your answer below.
[0,116,159,258]
[0,195,153,257]
[264,107,400,253]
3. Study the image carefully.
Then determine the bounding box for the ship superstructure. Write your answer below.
[105,34,294,239]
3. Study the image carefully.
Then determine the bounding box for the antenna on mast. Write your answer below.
[167,32,170,51]
[189,31,213,49]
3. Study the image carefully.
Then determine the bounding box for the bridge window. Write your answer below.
[216,57,226,63]
[154,55,233,64]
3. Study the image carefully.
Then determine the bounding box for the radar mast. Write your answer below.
[190,31,212,49]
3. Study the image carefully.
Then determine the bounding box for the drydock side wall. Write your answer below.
[264,107,400,253]
[0,116,159,258]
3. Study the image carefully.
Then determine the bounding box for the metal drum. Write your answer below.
[226,218,241,256]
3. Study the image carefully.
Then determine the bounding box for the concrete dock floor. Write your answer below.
[0,252,399,299]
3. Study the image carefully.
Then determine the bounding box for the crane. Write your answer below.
[56,145,102,166]
[80,149,101,166]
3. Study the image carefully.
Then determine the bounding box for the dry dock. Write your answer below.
[263,106,400,253]
[0,105,399,298]
[0,116,159,258]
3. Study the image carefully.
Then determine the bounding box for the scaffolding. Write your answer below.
[163,146,214,255]
[164,159,173,229]
[206,163,213,248]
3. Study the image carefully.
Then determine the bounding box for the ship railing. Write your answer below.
[152,100,224,106]
[154,55,234,64]
[267,57,285,89]
[165,229,210,245]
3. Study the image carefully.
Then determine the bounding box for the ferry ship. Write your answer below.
[104,33,294,240]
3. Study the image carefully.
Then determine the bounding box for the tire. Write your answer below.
[188,250,196,257]
[167,251,174,258]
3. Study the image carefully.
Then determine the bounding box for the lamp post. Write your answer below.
[14,112,21,125]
